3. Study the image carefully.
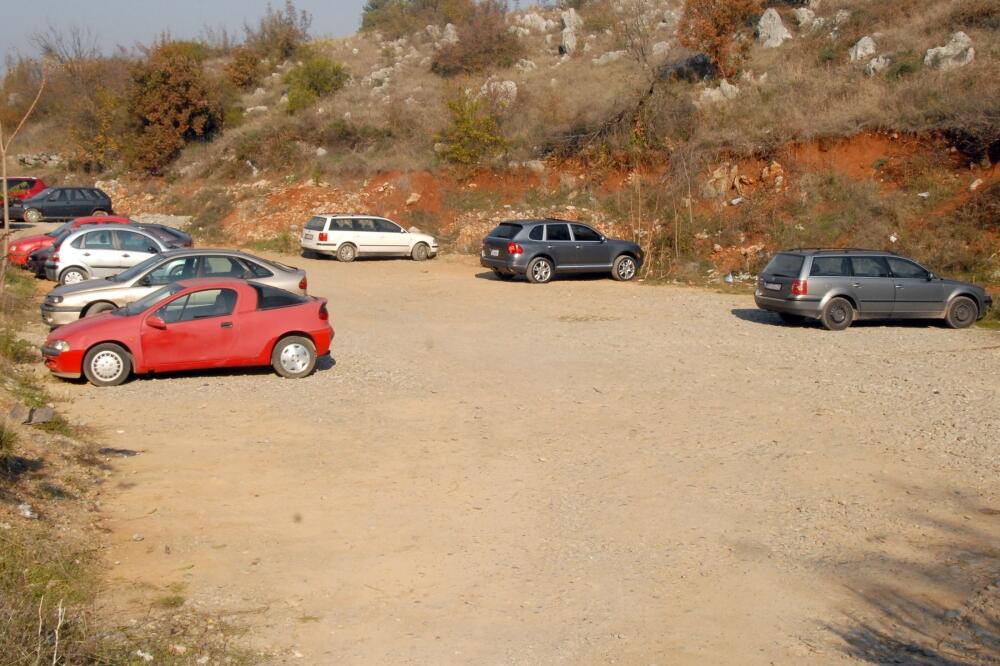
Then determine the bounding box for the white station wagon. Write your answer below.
[299,214,438,262]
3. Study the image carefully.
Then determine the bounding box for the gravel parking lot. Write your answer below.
[45,250,1000,664]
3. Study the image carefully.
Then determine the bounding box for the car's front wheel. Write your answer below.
[24,208,43,224]
[526,257,553,284]
[84,302,116,317]
[83,343,132,387]
[337,243,357,263]
[411,243,430,261]
[612,255,638,281]
[91,210,108,217]
[820,297,854,331]
[59,267,88,285]
[945,296,978,329]
[272,336,317,379]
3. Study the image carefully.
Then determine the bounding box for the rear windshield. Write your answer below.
[489,223,522,240]
[252,284,309,310]
[305,216,327,231]
[763,253,805,278]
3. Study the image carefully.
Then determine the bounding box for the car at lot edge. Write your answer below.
[3,177,46,205]
[42,249,308,328]
[7,216,135,266]
[480,219,644,284]
[42,278,333,386]
[16,186,113,222]
[299,214,438,262]
[46,224,177,284]
[754,249,994,330]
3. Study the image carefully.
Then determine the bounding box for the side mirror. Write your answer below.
[601,236,608,243]
[146,315,167,330]
[926,272,935,281]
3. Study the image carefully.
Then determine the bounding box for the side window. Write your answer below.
[70,235,85,249]
[572,224,602,242]
[242,260,274,278]
[333,219,353,230]
[546,224,571,241]
[48,190,67,201]
[528,226,544,241]
[201,256,247,278]
[887,258,928,280]
[157,289,237,323]
[82,230,114,249]
[850,256,890,278]
[374,218,401,233]
[116,231,153,252]
[352,218,376,232]
[70,189,87,201]
[809,256,850,277]
[146,258,196,285]
[88,189,104,200]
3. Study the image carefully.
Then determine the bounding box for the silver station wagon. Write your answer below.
[755,249,993,330]
[41,249,307,328]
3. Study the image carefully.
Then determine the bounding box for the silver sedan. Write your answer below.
[41,249,308,328]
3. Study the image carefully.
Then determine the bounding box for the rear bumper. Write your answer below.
[480,254,528,274]
[754,292,822,318]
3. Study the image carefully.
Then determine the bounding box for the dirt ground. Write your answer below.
[31,248,999,664]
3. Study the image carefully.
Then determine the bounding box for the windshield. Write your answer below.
[763,253,805,278]
[49,220,75,237]
[110,255,164,283]
[28,187,53,201]
[114,284,185,317]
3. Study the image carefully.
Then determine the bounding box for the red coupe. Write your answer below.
[7,215,132,267]
[42,279,333,386]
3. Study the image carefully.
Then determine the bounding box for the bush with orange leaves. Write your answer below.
[677,0,763,79]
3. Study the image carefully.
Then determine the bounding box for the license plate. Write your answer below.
[490,249,499,257]
[765,282,781,291]
[304,233,313,240]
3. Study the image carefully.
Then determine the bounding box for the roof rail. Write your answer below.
[788,247,899,255]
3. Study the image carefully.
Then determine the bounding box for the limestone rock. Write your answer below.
[865,55,891,76]
[849,36,876,63]
[757,9,791,48]
[924,31,975,70]
[792,8,815,29]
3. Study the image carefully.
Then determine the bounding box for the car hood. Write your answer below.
[10,234,52,251]
[939,278,985,292]
[46,310,122,342]
[49,278,127,299]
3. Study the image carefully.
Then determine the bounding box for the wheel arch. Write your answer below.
[267,331,316,359]
[82,300,118,316]
[821,291,858,312]
[84,339,135,369]
[948,291,982,316]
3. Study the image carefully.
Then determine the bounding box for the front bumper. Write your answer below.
[40,302,83,327]
[42,347,83,379]
[982,295,994,319]
[754,292,822,318]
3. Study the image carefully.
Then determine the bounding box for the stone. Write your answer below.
[425,24,441,41]
[26,407,55,425]
[849,36,876,63]
[560,28,578,55]
[517,13,555,33]
[406,193,421,206]
[516,59,537,72]
[561,8,584,32]
[865,55,891,76]
[480,78,518,107]
[315,147,328,157]
[719,80,740,99]
[924,32,975,70]
[253,87,266,96]
[441,23,459,45]
[523,160,546,174]
[970,178,983,192]
[757,9,791,48]
[792,8,815,29]
[592,50,626,66]
[9,404,29,424]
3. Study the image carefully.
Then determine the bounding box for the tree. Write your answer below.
[677,0,762,79]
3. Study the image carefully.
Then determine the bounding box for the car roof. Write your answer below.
[159,248,260,258]
[496,219,581,226]
[319,213,392,218]
[66,223,149,233]
[174,277,257,289]
[781,248,900,256]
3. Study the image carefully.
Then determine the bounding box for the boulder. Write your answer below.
[561,8,584,32]
[849,36,876,63]
[516,59,537,72]
[792,7,815,29]
[592,50,626,66]
[865,55,891,76]
[757,9,791,48]
[560,28,578,55]
[441,23,459,45]
[517,13,555,33]
[924,31,975,70]
[425,24,442,41]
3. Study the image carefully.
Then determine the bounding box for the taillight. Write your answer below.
[507,242,524,255]
[318,232,328,242]
[51,254,59,262]
[299,277,307,291]
[318,304,328,320]
[790,279,808,295]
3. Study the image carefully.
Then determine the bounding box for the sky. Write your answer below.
[1,0,368,61]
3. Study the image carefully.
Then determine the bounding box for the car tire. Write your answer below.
[271,335,317,379]
[84,302,116,317]
[337,244,357,263]
[411,242,430,261]
[612,254,638,281]
[92,210,108,217]
[778,313,806,325]
[820,297,854,331]
[24,208,43,224]
[945,296,978,329]
[526,257,554,284]
[83,343,132,387]
[492,269,515,281]
[59,267,88,285]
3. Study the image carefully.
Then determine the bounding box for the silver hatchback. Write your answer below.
[755,249,993,330]
[41,249,307,328]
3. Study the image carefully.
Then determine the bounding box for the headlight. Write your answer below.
[48,295,63,304]
[51,340,70,353]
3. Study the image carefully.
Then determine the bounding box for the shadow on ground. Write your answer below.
[730,308,946,330]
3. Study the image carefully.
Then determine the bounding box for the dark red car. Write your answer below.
[7,215,132,267]
[42,279,333,386]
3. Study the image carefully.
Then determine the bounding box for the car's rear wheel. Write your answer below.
[92,210,108,217]
[271,336,317,379]
[337,243,357,263]
[83,343,131,387]
[820,297,854,331]
[612,255,638,281]
[411,243,430,261]
[527,257,553,284]
[492,269,515,281]
[59,267,88,285]
[84,302,116,317]
[24,208,43,224]
[945,296,978,329]
[778,313,806,325]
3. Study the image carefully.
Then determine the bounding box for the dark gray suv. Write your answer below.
[755,249,993,330]
[480,219,644,284]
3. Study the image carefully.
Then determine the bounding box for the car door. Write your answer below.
[571,224,612,268]
[135,257,198,293]
[544,223,578,269]
[140,288,239,371]
[75,229,120,277]
[114,230,159,268]
[198,255,252,279]
[373,218,409,255]
[352,218,378,254]
[886,257,944,317]
[808,255,853,304]
[848,256,895,318]
[68,189,92,217]
[43,189,70,218]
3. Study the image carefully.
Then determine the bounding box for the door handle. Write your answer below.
[851,283,861,288]
[121,253,130,258]
[575,245,582,249]
[82,252,90,256]
[546,245,553,249]
[220,321,233,329]
[895,285,904,289]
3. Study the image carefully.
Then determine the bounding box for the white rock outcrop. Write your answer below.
[849,36,876,63]
[924,31,975,70]
[757,9,791,48]
[865,55,891,76]
[792,8,815,29]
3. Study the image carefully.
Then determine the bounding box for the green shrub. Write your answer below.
[362,0,474,38]
[436,96,506,165]
[283,51,349,113]
[431,0,522,77]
